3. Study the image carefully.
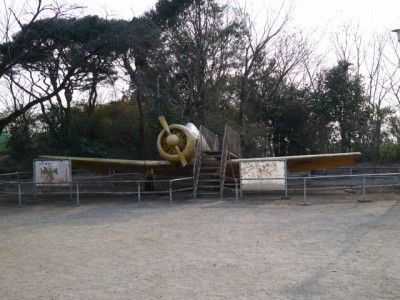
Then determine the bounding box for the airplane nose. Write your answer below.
[166,134,179,147]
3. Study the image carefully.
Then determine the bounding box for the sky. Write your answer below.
[65,0,400,105]
[75,0,400,35]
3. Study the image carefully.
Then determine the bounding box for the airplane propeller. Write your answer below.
[157,114,188,167]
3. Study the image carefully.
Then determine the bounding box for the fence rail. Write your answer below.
[1,169,400,206]
[0,176,194,206]
[232,172,400,203]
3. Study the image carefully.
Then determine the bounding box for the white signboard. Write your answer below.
[34,159,71,186]
[240,159,286,191]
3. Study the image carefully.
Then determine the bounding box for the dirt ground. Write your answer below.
[1,195,400,299]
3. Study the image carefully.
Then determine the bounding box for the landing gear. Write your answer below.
[144,169,155,191]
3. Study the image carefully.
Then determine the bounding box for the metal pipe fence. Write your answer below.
[2,171,400,206]
[0,176,194,206]
[0,172,32,181]
[233,172,400,204]
[299,172,400,205]
[307,166,400,175]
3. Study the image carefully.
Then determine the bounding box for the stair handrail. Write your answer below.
[224,124,241,158]
[193,125,219,197]
[219,124,241,196]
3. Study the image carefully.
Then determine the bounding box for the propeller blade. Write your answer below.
[156,109,187,167]
[175,146,188,167]
[158,115,171,135]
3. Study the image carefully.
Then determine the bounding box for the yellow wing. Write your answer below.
[39,156,186,175]
[41,152,360,176]
[285,152,361,172]
[232,152,361,173]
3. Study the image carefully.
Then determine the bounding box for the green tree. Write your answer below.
[38,103,109,157]
[269,95,311,156]
[155,0,245,124]
[247,84,313,157]
[2,1,196,159]
[24,16,124,152]
[7,111,38,160]
[312,60,367,152]
[0,0,82,135]
[146,0,195,28]
[116,17,161,150]
[89,101,140,159]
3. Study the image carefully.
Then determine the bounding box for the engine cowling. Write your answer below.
[157,124,198,164]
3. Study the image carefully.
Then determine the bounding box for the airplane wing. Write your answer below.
[276,152,361,172]
[232,152,361,173]
[284,152,361,172]
[39,156,187,175]
[41,152,360,177]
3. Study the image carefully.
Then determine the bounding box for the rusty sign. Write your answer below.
[34,159,71,186]
[240,159,286,191]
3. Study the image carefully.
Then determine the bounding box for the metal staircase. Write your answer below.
[195,150,223,197]
[193,124,241,198]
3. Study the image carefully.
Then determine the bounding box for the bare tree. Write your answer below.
[0,0,82,134]
[330,25,398,162]
[158,0,245,123]
[386,31,400,107]
[331,24,360,70]
[235,1,292,125]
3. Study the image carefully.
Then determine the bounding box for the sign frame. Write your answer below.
[33,159,72,187]
[238,158,288,194]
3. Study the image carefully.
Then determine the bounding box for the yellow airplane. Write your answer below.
[40,113,361,177]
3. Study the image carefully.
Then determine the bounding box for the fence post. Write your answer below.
[18,184,22,207]
[240,178,243,198]
[282,159,290,199]
[235,178,238,202]
[362,175,366,201]
[137,182,141,204]
[76,183,80,206]
[302,177,310,205]
[284,176,289,198]
[358,175,371,202]
[349,167,353,190]
[282,175,290,199]
[169,181,173,203]
[397,168,400,186]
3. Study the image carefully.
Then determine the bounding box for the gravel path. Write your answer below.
[1,197,399,299]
